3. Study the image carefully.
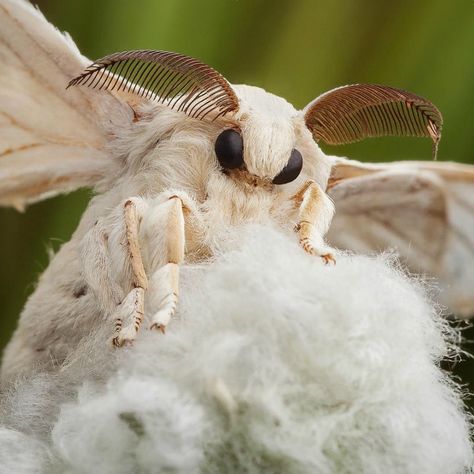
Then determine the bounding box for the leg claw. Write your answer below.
[112,324,139,347]
[112,334,134,348]
[148,291,177,335]
[299,239,336,265]
[321,253,336,265]
[149,322,166,334]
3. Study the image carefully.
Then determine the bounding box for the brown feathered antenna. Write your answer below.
[68,50,239,120]
[304,84,443,159]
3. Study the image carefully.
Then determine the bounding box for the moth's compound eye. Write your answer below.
[272,149,303,185]
[215,129,244,170]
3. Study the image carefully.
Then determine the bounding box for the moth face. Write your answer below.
[213,85,309,190]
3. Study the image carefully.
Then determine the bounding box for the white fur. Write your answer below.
[0,227,472,473]
[0,429,49,473]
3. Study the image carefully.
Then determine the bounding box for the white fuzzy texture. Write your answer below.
[0,226,472,473]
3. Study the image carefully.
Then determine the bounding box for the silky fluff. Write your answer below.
[0,226,471,473]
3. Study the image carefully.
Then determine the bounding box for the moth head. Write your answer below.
[67,50,310,190]
[219,85,306,188]
[68,50,443,193]
[209,82,443,191]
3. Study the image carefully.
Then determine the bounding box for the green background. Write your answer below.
[1,0,474,404]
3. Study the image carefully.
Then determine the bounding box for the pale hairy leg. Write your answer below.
[112,287,145,346]
[112,192,198,345]
[291,180,336,264]
[146,195,186,333]
[112,198,149,347]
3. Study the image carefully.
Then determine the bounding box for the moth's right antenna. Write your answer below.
[303,84,443,160]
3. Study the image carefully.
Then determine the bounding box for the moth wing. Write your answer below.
[327,157,474,317]
[0,0,132,210]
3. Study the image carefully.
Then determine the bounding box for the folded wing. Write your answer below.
[327,157,474,317]
[0,0,131,210]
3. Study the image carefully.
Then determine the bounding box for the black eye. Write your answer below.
[215,129,244,170]
[272,149,303,185]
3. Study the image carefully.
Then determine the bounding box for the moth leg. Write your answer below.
[112,287,145,347]
[146,195,186,333]
[112,198,149,347]
[292,180,336,264]
[148,263,180,333]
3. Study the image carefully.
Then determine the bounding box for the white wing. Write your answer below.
[0,0,132,210]
[327,157,474,317]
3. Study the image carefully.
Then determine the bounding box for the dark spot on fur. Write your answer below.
[73,284,88,298]
[119,412,145,437]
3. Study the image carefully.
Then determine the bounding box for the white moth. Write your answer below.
[1,0,473,382]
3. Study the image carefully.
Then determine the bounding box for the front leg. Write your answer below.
[292,180,336,264]
[144,195,186,333]
[112,198,149,347]
[112,193,196,345]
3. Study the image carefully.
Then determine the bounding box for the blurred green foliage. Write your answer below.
[1,0,474,400]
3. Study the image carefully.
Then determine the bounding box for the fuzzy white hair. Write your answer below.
[0,226,472,473]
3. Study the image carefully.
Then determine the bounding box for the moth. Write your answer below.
[1,0,473,382]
